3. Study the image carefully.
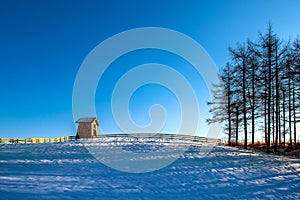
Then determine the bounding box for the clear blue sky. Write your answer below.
[1,0,300,138]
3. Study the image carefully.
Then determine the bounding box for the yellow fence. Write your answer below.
[0,136,74,144]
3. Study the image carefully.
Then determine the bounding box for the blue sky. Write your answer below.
[1,0,300,138]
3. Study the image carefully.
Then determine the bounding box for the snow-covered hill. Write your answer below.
[0,141,299,199]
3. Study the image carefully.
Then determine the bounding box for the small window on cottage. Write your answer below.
[93,129,97,136]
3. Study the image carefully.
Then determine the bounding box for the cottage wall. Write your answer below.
[78,123,92,138]
[91,121,99,137]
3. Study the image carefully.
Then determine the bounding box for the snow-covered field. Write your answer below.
[0,139,300,199]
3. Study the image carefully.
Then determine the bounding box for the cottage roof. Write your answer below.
[76,117,100,126]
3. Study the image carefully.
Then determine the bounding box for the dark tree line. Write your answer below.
[207,24,300,152]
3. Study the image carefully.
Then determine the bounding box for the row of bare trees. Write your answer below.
[207,24,300,152]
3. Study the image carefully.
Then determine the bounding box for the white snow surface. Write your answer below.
[0,139,299,199]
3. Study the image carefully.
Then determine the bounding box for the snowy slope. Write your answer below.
[0,141,299,199]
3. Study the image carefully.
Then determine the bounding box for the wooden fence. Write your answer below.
[0,134,220,144]
[0,136,76,144]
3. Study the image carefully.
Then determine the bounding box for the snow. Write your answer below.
[0,140,300,199]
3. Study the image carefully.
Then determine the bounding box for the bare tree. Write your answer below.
[229,43,250,149]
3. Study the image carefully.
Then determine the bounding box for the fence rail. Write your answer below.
[98,133,221,143]
[0,136,72,144]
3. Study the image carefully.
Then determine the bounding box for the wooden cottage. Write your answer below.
[75,117,100,139]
